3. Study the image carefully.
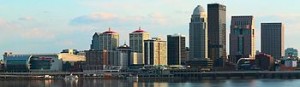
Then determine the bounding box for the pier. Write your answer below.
[1,71,300,79]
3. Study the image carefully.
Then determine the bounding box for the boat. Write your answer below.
[64,74,79,80]
[43,75,54,79]
[127,74,138,81]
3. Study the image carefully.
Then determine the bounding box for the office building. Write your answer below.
[189,5,208,59]
[129,27,150,64]
[84,50,108,70]
[207,3,227,66]
[167,34,186,65]
[261,23,284,59]
[144,37,167,65]
[115,44,131,68]
[229,16,255,64]
[91,28,119,51]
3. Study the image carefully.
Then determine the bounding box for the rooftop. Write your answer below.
[103,27,117,34]
[133,27,146,33]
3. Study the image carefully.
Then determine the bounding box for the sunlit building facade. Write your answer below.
[144,37,167,65]
[129,27,150,64]
[91,28,119,51]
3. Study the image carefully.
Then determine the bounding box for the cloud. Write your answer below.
[18,16,33,21]
[70,12,171,27]
[21,28,55,39]
[149,12,168,25]
[55,40,75,47]
[0,18,20,30]
[70,12,118,25]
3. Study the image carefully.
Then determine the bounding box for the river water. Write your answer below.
[0,79,299,87]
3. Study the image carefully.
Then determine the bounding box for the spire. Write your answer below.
[108,27,111,31]
[133,26,145,33]
[103,27,117,34]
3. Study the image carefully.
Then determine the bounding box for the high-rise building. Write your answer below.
[229,16,255,63]
[261,23,284,59]
[189,5,208,59]
[207,3,227,65]
[90,28,119,51]
[144,37,167,65]
[129,27,150,64]
[167,34,186,65]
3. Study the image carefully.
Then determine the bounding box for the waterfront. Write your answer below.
[0,79,299,87]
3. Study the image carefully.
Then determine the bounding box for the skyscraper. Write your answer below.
[189,5,208,59]
[167,34,186,65]
[90,28,119,51]
[129,27,150,64]
[144,37,167,65]
[207,3,227,65]
[229,16,255,63]
[261,23,284,59]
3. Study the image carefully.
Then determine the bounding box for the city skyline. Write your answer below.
[1,0,300,59]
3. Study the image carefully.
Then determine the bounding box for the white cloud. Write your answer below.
[70,12,170,26]
[21,28,55,39]
[149,12,168,25]
[18,16,34,21]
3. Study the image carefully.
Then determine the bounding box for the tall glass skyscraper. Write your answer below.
[261,23,284,59]
[189,5,208,59]
[167,34,186,65]
[207,3,227,66]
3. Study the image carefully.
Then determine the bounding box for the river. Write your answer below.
[0,79,298,87]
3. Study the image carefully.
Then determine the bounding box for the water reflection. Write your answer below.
[1,79,300,87]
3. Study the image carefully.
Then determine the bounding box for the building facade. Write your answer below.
[115,44,131,68]
[129,27,150,64]
[261,23,284,59]
[207,3,227,66]
[229,16,255,64]
[167,34,186,65]
[144,37,167,65]
[285,48,298,58]
[90,28,119,51]
[84,50,108,70]
[3,53,63,72]
[255,53,274,70]
[189,5,208,59]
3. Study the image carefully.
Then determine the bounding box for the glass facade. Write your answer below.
[4,55,31,72]
[30,56,53,70]
[4,54,61,72]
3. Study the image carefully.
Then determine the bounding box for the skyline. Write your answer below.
[1,0,300,59]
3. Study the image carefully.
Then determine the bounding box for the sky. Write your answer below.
[1,0,300,59]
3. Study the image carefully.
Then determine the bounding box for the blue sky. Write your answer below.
[1,0,300,59]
